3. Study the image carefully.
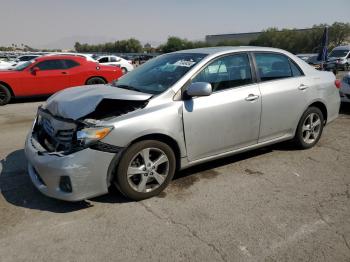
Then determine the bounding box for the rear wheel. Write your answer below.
[86,77,106,85]
[121,67,127,74]
[0,84,11,106]
[114,140,176,200]
[294,107,324,149]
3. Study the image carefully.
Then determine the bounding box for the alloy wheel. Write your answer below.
[127,148,169,193]
[302,112,322,144]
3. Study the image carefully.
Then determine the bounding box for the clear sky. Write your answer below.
[0,0,349,48]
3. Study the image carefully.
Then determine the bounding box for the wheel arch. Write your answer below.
[308,101,328,124]
[0,81,14,96]
[292,99,328,139]
[85,76,107,85]
[107,133,182,186]
[130,133,182,171]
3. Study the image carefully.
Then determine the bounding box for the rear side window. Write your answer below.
[110,57,117,62]
[290,60,303,77]
[35,59,66,70]
[192,53,253,92]
[255,53,293,81]
[63,59,80,69]
[255,53,304,81]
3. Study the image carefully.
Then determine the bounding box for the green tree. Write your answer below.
[329,22,350,46]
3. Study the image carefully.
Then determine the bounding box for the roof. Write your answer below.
[175,46,286,55]
[333,45,350,50]
[35,54,87,61]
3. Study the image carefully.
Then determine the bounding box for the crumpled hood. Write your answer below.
[43,84,152,120]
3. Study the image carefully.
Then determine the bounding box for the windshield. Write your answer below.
[329,49,349,58]
[113,53,207,94]
[14,60,34,71]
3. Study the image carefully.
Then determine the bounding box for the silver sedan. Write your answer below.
[25,46,341,201]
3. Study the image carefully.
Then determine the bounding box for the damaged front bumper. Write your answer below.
[24,107,124,201]
[25,133,117,201]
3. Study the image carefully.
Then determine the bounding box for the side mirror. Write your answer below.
[186,82,212,97]
[31,67,40,75]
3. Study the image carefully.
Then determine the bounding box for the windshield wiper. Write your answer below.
[115,84,144,93]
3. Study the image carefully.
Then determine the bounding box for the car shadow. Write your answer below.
[9,96,48,105]
[0,149,99,213]
[0,141,299,212]
[340,102,350,115]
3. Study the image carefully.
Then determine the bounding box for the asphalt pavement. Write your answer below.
[0,97,349,262]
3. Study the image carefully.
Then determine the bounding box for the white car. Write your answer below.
[45,52,97,62]
[97,55,134,74]
[10,55,41,68]
[0,60,12,70]
[340,72,350,103]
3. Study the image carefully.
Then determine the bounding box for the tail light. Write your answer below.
[335,79,341,89]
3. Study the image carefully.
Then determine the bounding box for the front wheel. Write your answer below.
[121,67,127,74]
[114,140,176,200]
[294,107,324,149]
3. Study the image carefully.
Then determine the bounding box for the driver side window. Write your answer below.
[192,53,253,92]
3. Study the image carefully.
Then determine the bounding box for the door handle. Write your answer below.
[61,71,68,75]
[298,84,308,90]
[245,94,259,101]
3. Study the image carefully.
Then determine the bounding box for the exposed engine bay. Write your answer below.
[33,98,148,154]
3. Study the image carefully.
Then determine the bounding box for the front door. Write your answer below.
[182,53,261,161]
[22,59,70,95]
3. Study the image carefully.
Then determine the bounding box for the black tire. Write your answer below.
[121,67,127,74]
[86,77,106,85]
[0,84,11,106]
[114,140,176,201]
[294,107,324,149]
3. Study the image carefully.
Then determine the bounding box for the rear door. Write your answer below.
[182,53,261,161]
[253,52,309,142]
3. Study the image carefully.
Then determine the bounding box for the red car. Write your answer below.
[0,55,123,105]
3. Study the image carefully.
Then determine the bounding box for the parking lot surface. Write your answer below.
[0,98,350,262]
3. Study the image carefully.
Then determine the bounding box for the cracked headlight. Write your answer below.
[76,126,113,146]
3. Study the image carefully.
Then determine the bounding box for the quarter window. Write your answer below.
[290,60,303,77]
[35,59,66,70]
[63,59,80,69]
[192,53,253,92]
